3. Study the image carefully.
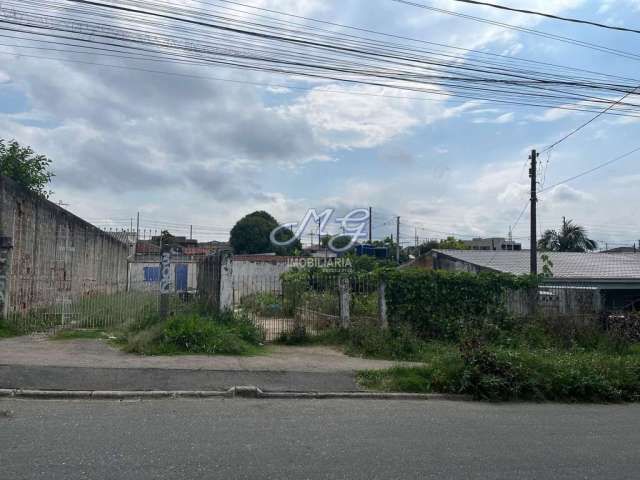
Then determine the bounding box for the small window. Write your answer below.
[143,266,160,282]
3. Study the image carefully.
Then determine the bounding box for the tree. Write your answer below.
[230,211,301,255]
[538,217,597,252]
[160,230,176,245]
[0,139,54,197]
[414,236,468,255]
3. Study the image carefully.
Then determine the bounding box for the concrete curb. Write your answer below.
[0,387,471,401]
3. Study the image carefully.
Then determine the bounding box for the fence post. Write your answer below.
[0,235,13,319]
[159,241,171,320]
[377,279,388,330]
[339,276,351,329]
[219,251,234,311]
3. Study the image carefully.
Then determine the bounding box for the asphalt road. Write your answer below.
[1,398,639,480]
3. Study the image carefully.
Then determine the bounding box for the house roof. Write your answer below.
[432,249,640,280]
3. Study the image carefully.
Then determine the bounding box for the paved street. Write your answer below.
[1,398,639,480]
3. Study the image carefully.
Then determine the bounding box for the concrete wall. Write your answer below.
[231,256,296,303]
[0,175,129,314]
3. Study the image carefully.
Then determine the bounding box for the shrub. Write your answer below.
[459,337,520,401]
[163,315,249,354]
[346,324,423,361]
[240,292,282,317]
[122,311,265,355]
[0,318,18,338]
[384,269,535,340]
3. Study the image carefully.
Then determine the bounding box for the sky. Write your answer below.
[1,0,640,248]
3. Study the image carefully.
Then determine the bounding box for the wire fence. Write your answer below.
[5,240,639,342]
[4,249,200,334]
[233,272,380,342]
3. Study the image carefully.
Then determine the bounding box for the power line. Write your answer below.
[540,87,640,154]
[2,0,640,116]
[390,0,640,62]
[449,0,640,35]
[539,145,640,194]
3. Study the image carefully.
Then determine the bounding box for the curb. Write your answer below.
[0,387,471,401]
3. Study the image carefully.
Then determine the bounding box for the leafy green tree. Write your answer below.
[230,211,301,255]
[0,139,54,197]
[538,217,598,252]
[438,236,469,250]
[414,236,468,255]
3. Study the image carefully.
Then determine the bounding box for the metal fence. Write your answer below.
[232,272,380,342]
[4,250,200,334]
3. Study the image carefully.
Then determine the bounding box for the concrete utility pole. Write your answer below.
[136,212,140,241]
[529,149,538,275]
[368,206,372,244]
[396,216,400,264]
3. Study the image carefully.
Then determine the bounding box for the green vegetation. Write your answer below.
[229,210,301,255]
[277,327,348,346]
[119,310,266,356]
[5,291,190,335]
[384,269,535,339]
[359,339,640,402]
[240,291,282,317]
[0,318,19,338]
[1,138,54,197]
[538,217,598,252]
[350,319,640,402]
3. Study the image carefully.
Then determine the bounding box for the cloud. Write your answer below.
[472,112,515,124]
[280,84,479,150]
[544,184,594,203]
[526,106,576,122]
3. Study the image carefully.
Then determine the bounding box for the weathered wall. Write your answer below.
[231,256,296,301]
[128,258,198,293]
[0,175,129,314]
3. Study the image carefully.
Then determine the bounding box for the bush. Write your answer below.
[384,269,535,340]
[361,337,640,402]
[0,318,18,338]
[122,311,265,355]
[240,292,282,317]
[346,324,424,361]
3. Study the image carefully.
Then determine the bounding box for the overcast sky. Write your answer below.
[1,0,640,248]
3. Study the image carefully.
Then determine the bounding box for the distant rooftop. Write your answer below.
[432,249,640,280]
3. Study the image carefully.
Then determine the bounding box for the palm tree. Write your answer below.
[538,217,598,252]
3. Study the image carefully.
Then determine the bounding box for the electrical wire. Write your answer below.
[448,0,640,35]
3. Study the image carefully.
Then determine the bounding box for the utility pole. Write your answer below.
[368,206,372,244]
[190,225,193,240]
[529,149,538,275]
[136,212,140,241]
[396,216,400,264]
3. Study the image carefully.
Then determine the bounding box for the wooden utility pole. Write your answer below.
[396,216,400,264]
[368,206,372,244]
[529,149,538,275]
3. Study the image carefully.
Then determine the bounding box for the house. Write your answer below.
[129,238,226,293]
[601,246,638,254]
[461,237,522,251]
[425,249,640,311]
